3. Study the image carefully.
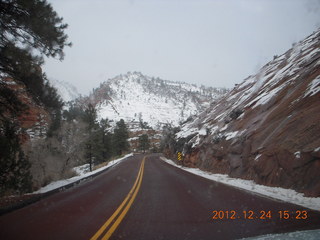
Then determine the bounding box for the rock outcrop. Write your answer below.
[169,29,320,197]
[2,77,51,141]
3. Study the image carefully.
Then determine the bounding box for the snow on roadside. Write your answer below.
[239,229,320,240]
[160,157,320,211]
[33,153,133,194]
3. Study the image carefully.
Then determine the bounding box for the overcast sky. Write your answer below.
[44,0,320,95]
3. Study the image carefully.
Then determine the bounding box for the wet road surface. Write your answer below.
[0,154,319,240]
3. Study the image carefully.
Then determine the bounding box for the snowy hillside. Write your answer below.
[86,72,226,129]
[166,29,320,197]
[49,78,79,102]
[177,30,320,143]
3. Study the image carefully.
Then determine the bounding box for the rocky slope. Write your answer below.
[167,29,320,197]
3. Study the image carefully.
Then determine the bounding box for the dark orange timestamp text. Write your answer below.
[212,210,308,220]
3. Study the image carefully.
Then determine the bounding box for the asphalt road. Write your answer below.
[0,154,319,240]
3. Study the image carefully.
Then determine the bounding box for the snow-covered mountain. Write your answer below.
[83,72,227,129]
[49,79,79,102]
[165,29,320,197]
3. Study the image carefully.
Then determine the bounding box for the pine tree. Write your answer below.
[83,104,98,171]
[63,103,86,122]
[0,0,71,62]
[113,119,129,156]
[89,128,104,166]
[99,119,112,161]
[0,120,32,196]
[138,134,150,153]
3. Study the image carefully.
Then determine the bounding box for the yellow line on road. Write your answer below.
[90,156,146,240]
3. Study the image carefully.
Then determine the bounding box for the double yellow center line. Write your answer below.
[90,157,146,240]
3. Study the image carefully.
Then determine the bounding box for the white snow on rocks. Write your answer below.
[254,154,262,162]
[225,131,239,140]
[304,75,320,98]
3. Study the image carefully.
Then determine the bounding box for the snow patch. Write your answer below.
[255,154,262,161]
[214,112,225,121]
[211,126,219,134]
[248,82,287,108]
[198,128,207,136]
[220,125,228,131]
[73,164,90,175]
[304,75,320,98]
[225,131,239,140]
[176,127,198,139]
[33,154,133,194]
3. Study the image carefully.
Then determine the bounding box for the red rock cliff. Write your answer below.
[170,29,320,197]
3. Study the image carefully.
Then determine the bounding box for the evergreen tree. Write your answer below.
[0,120,32,195]
[0,0,71,62]
[63,105,114,169]
[83,104,97,129]
[113,119,129,156]
[138,134,150,153]
[89,128,104,166]
[63,103,86,122]
[83,104,98,171]
[99,119,113,161]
